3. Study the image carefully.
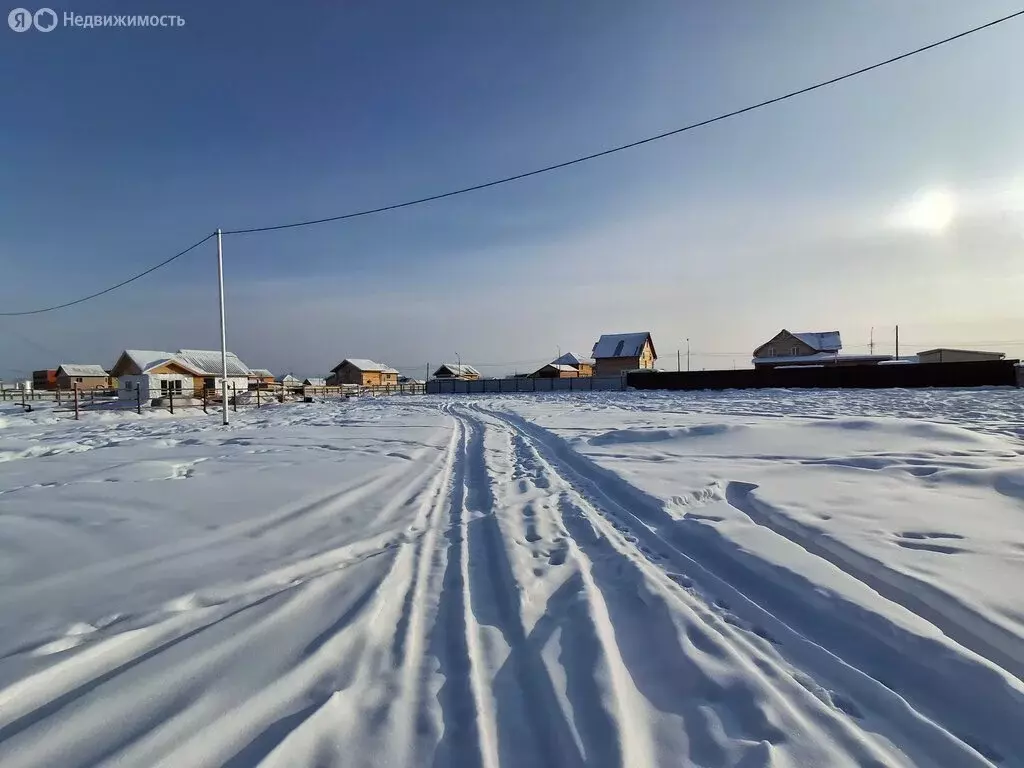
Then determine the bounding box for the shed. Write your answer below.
[917,348,1006,365]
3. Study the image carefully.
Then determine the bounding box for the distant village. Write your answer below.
[4,327,1013,403]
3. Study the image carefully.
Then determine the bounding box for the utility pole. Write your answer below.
[677,350,681,372]
[216,228,229,426]
[456,352,461,377]
[870,327,875,355]
[686,338,691,372]
[895,325,899,359]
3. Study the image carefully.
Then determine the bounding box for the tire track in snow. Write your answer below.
[473,407,900,768]
[477,405,1020,767]
[449,412,588,768]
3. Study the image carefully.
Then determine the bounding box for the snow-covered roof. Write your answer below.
[552,352,593,367]
[304,377,327,386]
[57,364,108,378]
[281,374,301,383]
[175,349,251,377]
[793,331,842,352]
[120,350,177,374]
[540,363,578,372]
[333,358,398,374]
[434,363,481,377]
[917,348,1005,357]
[592,332,655,360]
[248,368,274,378]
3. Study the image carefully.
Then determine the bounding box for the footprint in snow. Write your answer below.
[547,547,568,566]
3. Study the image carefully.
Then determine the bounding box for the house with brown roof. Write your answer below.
[591,333,656,377]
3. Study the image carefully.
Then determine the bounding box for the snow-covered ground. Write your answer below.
[1,390,1023,767]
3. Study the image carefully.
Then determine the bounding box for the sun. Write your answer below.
[891,187,957,235]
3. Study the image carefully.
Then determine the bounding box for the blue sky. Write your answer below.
[2,0,1023,379]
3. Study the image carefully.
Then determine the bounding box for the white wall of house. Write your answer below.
[117,373,195,402]
[117,373,251,402]
[209,376,251,396]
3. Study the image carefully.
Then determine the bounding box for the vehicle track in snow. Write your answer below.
[465,404,1024,767]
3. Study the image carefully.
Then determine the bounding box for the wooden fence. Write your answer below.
[0,381,426,420]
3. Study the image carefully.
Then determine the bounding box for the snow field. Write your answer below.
[0,389,1023,766]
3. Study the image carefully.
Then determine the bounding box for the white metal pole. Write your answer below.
[217,228,229,426]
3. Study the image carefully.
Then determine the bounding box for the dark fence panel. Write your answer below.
[627,360,1021,392]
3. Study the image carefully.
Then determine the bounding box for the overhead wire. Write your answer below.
[0,234,215,317]
[220,9,1024,235]
[1,9,1021,316]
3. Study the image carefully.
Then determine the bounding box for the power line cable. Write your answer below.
[221,9,1024,236]
[3,9,1022,315]
[0,234,215,317]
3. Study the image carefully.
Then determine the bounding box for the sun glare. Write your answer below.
[891,187,957,235]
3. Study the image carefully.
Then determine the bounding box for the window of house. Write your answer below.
[613,340,625,356]
[791,346,800,356]
[76,377,83,383]
[766,347,776,357]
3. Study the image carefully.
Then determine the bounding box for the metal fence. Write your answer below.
[627,359,1023,391]
[426,376,626,395]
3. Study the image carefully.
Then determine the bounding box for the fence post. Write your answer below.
[232,384,237,412]
[169,387,174,415]
[136,384,142,414]
[21,386,26,409]
[203,386,208,414]
[256,386,261,408]
[56,387,61,404]
[74,387,80,420]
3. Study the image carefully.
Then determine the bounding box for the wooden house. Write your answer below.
[329,359,400,387]
[533,352,594,378]
[591,333,656,377]
[751,330,895,368]
[248,368,276,388]
[431,363,481,381]
[55,364,113,390]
